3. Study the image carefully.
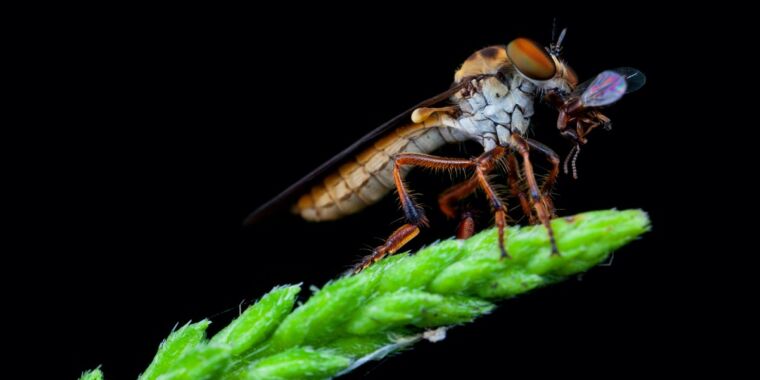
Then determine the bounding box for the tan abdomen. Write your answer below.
[294,116,461,221]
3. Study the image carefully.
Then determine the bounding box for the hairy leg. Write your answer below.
[354,153,474,272]
[526,138,560,218]
[510,135,559,255]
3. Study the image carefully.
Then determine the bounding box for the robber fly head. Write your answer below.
[504,29,578,97]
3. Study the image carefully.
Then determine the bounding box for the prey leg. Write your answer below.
[511,135,560,255]
[354,153,474,273]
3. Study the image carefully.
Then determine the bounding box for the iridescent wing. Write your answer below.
[612,67,646,93]
[572,67,646,106]
[581,70,628,107]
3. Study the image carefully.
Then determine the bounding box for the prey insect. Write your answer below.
[245,31,645,272]
[548,67,646,178]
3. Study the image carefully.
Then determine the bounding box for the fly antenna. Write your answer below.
[550,22,567,56]
[557,28,567,49]
[551,17,557,43]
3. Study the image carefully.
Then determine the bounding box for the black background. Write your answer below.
[48,6,711,379]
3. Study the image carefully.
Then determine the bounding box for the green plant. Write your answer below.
[81,209,649,380]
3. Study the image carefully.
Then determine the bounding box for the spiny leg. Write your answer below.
[361,223,420,268]
[354,153,474,273]
[438,146,507,217]
[438,176,480,240]
[474,164,510,258]
[526,138,560,218]
[437,147,510,256]
[438,174,479,219]
[510,135,560,255]
[506,153,535,224]
[456,210,476,240]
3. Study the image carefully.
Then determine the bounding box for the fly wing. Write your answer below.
[243,83,466,225]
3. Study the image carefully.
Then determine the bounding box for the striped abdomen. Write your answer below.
[294,115,464,221]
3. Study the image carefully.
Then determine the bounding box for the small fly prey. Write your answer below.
[246,32,645,271]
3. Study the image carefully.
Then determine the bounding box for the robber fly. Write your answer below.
[245,31,645,272]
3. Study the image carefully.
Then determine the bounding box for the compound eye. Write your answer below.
[506,38,557,80]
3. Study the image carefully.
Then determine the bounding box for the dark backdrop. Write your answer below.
[54,7,707,379]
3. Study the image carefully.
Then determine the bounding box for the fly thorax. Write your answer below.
[451,75,536,149]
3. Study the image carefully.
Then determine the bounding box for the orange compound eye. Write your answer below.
[506,38,557,81]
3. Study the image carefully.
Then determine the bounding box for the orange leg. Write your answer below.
[355,148,509,272]
[358,223,420,269]
[507,153,535,224]
[438,149,499,215]
[437,147,507,219]
[511,135,559,255]
[438,148,507,246]
[438,175,479,219]
[474,165,509,258]
[439,177,480,240]
[354,153,474,273]
[456,211,476,240]
[526,138,560,218]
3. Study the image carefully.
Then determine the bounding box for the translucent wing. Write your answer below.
[573,67,646,99]
[580,70,627,107]
[243,82,468,225]
[613,67,646,93]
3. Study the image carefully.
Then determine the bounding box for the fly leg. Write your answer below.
[526,138,561,218]
[474,155,511,258]
[510,135,560,256]
[438,175,480,240]
[456,210,476,240]
[354,153,475,273]
[437,148,507,246]
[506,153,535,224]
[435,147,510,256]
